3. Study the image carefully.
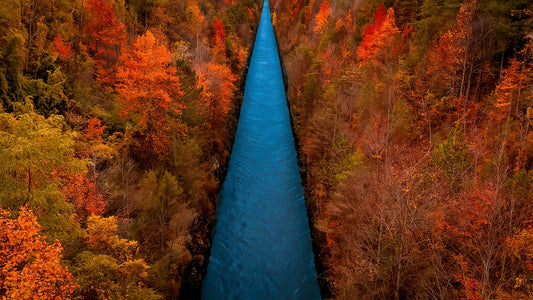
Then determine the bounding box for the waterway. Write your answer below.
[201,0,321,298]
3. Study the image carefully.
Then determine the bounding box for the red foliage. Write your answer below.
[85,117,106,140]
[357,5,401,61]
[53,169,105,221]
[427,0,477,86]
[197,62,237,128]
[53,34,72,59]
[314,0,330,34]
[402,25,414,37]
[84,0,126,83]
[358,4,386,59]
[212,17,227,58]
[213,17,226,46]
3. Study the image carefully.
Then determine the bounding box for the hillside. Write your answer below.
[0,0,532,299]
[272,0,533,298]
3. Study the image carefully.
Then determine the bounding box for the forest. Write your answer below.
[0,0,532,299]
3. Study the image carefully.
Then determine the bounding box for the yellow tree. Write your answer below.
[74,215,161,299]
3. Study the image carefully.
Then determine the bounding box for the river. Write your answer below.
[201,0,321,298]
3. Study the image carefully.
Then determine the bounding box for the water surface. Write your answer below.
[201,1,320,298]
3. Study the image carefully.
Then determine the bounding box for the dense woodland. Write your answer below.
[0,0,260,298]
[0,0,532,299]
[271,0,533,298]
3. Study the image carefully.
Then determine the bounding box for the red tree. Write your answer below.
[85,117,106,141]
[314,0,330,34]
[84,0,126,83]
[357,5,403,62]
[53,34,72,59]
[357,4,386,60]
[197,62,237,128]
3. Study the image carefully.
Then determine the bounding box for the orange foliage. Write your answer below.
[334,10,354,33]
[0,206,77,299]
[357,5,401,61]
[197,62,237,127]
[427,0,477,84]
[492,59,531,123]
[488,56,533,169]
[85,117,106,140]
[314,0,330,34]
[288,1,305,22]
[56,169,105,221]
[53,34,72,59]
[212,17,227,59]
[115,31,185,156]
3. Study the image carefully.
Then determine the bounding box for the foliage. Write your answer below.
[431,129,471,188]
[272,0,533,297]
[73,215,162,299]
[0,0,257,297]
[115,30,185,158]
[0,205,77,299]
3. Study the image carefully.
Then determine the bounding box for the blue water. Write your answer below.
[201,1,321,299]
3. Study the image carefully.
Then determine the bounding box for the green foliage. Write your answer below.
[431,129,471,190]
[0,103,85,243]
[480,0,533,60]
[414,0,461,49]
[334,147,365,181]
[505,168,533,204]
[21,69,69,116]
[138,171,185,214]
[0,34,25,107]
[390,99,415,141]
[134,171,188,254]
[301,70,321,108]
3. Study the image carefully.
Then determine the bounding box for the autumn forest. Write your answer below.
[0,0,532,299]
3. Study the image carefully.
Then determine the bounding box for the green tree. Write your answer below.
[0,102,85,242]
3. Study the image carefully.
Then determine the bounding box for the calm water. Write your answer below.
[201,1,321,299]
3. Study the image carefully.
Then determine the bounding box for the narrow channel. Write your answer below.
[201,0,321,298]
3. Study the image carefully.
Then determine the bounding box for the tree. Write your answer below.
[212,17,227,59]
[115,30,185,157]
[314,0,330,34]
[489,57,533,170]
[133,171,196,297]
[85,116,106,141]
[357,5,401,62]
[74,215,162,299]
[185,3,207,69]
[0,106,81,207]
[84,0,126,83]
[197,62,237,129]
[0,104,86,243]
[53,34,73,59]
[0,205,77,299]
[54,169,105,223]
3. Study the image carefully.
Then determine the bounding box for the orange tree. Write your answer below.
[0,205,77,299]
[115,30,185,158]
